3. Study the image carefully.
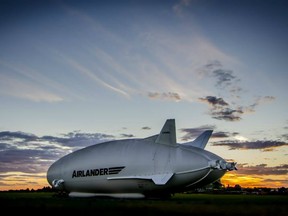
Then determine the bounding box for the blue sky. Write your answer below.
[0,0,287,189]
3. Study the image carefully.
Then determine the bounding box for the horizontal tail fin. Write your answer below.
[182,130,213,149]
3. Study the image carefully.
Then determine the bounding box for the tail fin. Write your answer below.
[155,119,176,146]
[182,130,213,149]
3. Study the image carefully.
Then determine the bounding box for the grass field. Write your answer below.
[0,192,287,215]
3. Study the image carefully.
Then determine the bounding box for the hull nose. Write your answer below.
[196,151,237,187]
[206,154,237,183]
[185,150,237,189]
[47,161,64,189]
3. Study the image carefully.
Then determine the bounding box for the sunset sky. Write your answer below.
[0,0,287,190]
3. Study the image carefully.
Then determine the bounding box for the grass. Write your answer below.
[1,192,287,215]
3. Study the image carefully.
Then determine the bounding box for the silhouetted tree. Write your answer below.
[212,179,224,190]
[234,184,242,191]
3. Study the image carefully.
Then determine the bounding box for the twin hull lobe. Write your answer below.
[47,139,227,196]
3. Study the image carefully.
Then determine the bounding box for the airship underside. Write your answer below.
[47,119,236,198]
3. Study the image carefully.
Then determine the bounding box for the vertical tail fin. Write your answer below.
[155,119,176,146]
[182,130,213,149]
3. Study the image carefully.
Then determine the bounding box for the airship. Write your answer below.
[47,119,237,198]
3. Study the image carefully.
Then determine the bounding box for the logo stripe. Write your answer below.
[108,166,125,175]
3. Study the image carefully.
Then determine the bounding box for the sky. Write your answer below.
[0,0,287,190]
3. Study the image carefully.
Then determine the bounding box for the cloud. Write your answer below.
[198,60,276,122]
[180,127,239,141]
[212,140,288,151]
[0,130,118,189]
[0,131,38,142]
[0,149,55,173]
[60,131,115,148]
[246,96,276,113]
[212,131,233,138]
[197,62,247,121]
[236,164,288,176]
[199,96,229,106]
[211,108,243,121]
[50,5,239,104]
[148,92,181,101]
[1,1,241,106]
[0,60,83,101]
[142,126,151,130]
[200,61,240,92]
[0,61,68,102]
[62,55,130,98]
[199,94,275,121]
[0,130,115,174]
[199,96,242,121]
[213,69,237,88]
[120,134,134,138]
[0,172,48,189]
[0,74,63,102]
[179,125,215,141]
[204,60,223,69]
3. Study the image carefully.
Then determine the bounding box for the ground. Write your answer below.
[0,192,287,215]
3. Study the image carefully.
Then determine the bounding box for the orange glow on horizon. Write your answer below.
[221,173,287,188]
[0,172,50,191]
[1,172,287,191]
